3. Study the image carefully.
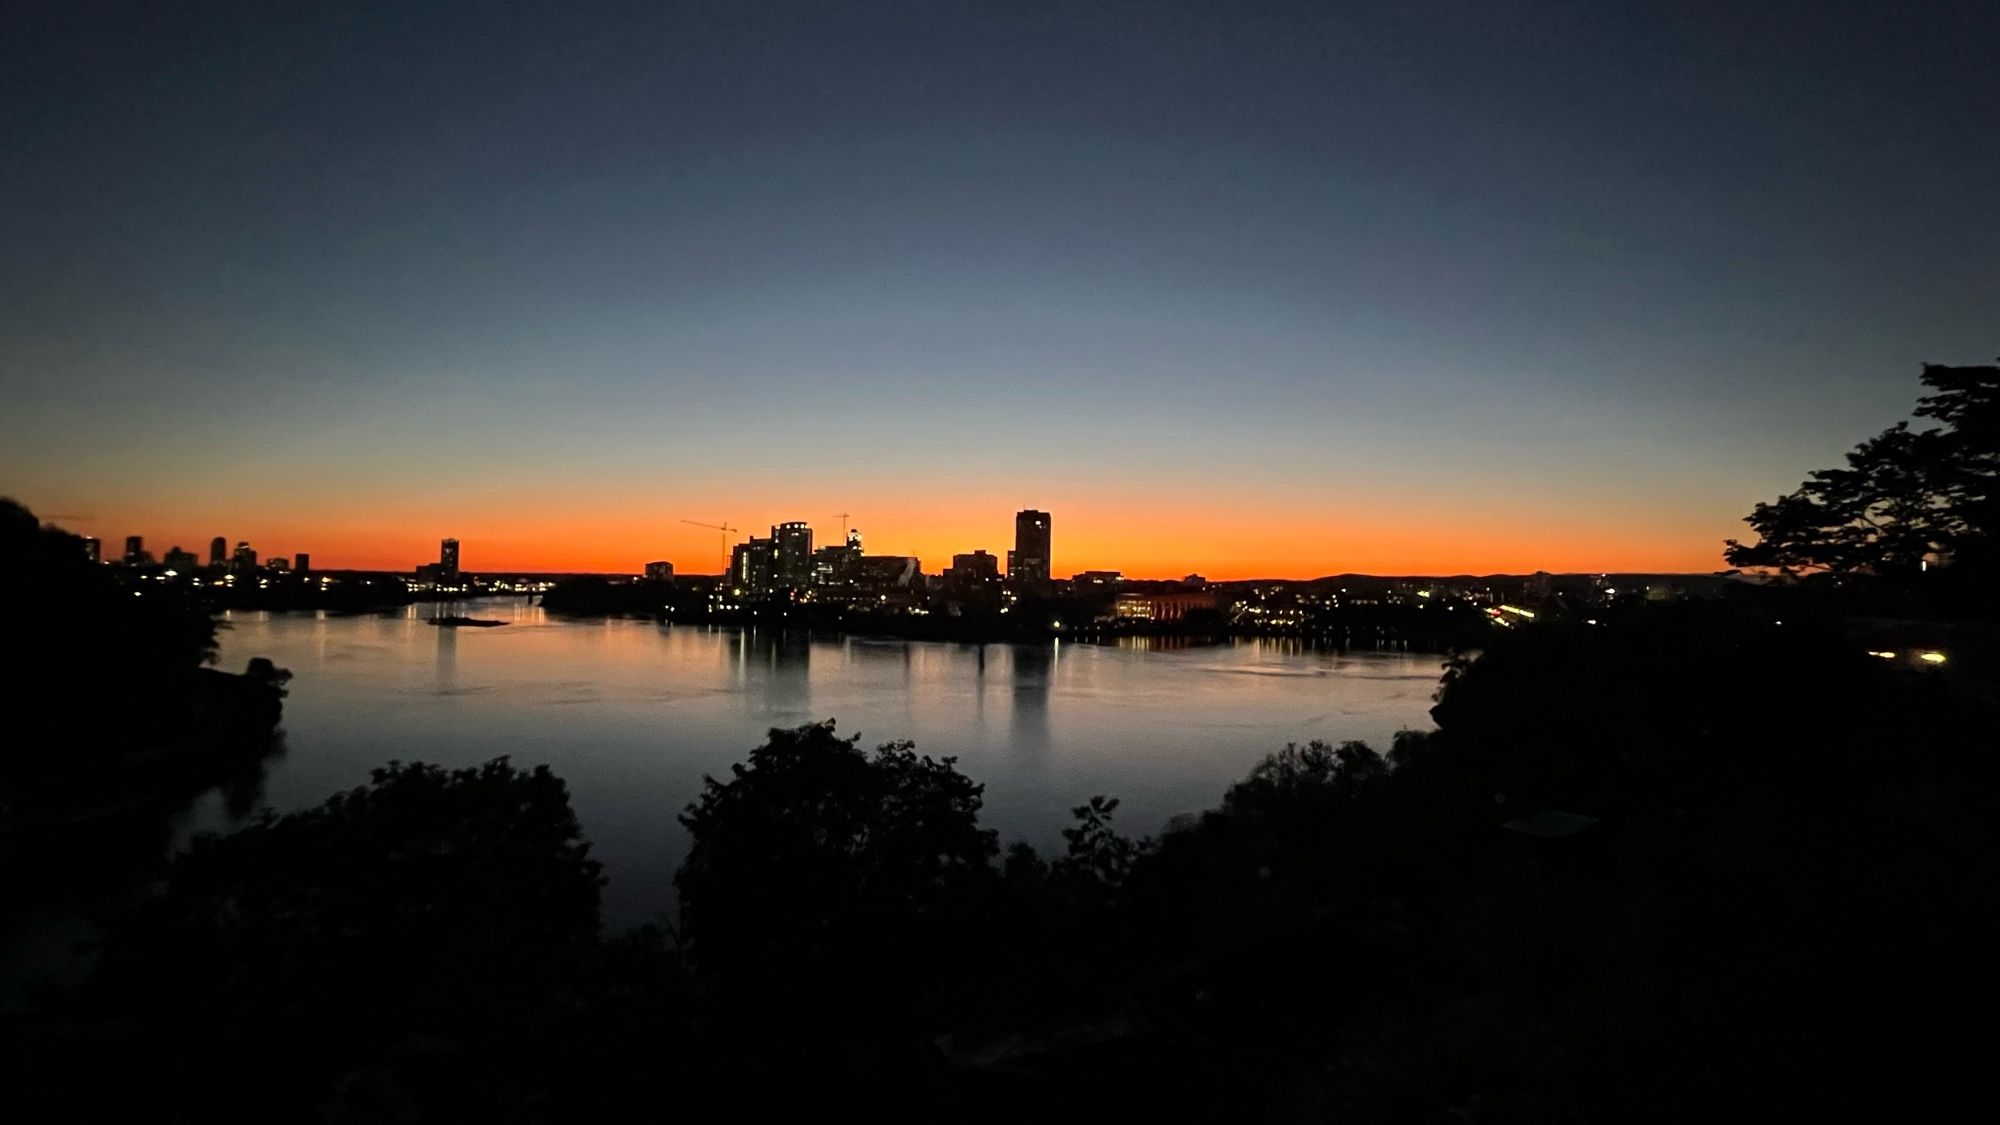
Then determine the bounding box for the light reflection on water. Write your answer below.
[198,600,1443,927]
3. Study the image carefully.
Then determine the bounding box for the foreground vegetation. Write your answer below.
[0,500,290,909]
[8,597,1993,1121]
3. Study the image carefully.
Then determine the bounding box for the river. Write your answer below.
[195,599,1445,927]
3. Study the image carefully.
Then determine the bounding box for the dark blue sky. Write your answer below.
[4,0,1995,573]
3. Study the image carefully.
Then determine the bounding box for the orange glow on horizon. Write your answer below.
[66,499,1736,580]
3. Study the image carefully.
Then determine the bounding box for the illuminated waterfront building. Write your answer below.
[772,521,813,588]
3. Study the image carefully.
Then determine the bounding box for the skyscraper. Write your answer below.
[731,536,774,595]
[1009,509,1052,590]
[295,552,310,573]
[440,538,460,580]
[209,537,227,567]
[123,535,145,565]
[772,521,813,588]
[232,541,257,570]
[82,536,101,564]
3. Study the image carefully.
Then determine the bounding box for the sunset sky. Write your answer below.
[4,1,1995,578]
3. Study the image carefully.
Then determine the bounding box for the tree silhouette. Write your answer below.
[1,498,218,675]
[1726,361,1998,578]
[2,498,273,878]
[73,758,607,1116]
[1221,738,1387,817]
[539,575,675,616]
[675,721,1000,1038]
[1055,794,1141,890]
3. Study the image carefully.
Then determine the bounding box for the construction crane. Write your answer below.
[834,511,854,545]
[681,520,739,576]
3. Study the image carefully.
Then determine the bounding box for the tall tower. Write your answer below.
[82,537,101,564]
[440,538,460,580]
[771,521,813,588]
[732,536,775,595]
[1010,509,1052,590]
[209,536,227,567]
[123,535,145,565]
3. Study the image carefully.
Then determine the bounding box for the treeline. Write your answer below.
[207,573,416,613]
[1155,598,1492,649]
[538,578,1083,642]
[11,598,1995,1120]
[537,575,685,616]
[539,576,1493,649]
[0,500,290,907]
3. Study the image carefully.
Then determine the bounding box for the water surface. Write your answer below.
[202,600,1443,926]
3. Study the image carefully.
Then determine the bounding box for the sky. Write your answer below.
[3,0,1995,577]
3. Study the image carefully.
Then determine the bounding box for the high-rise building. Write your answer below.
[1008,509,1052,590]
[82,537,101,564]
[268,556,291,571]
[294,552,310,573]
[771,521,813,588]
[440,538,460,580]
[209,537,227,567]
[232,541,257,570]
[731,536,774,595]
[123,535,145,565]
[164,545,199,569]
[644,560,675,581]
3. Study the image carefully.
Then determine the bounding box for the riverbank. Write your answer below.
[536,600,1485,651]
[1,661,289,902]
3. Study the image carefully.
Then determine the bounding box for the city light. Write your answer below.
[75,503,1748,640]
[1919,651,1947,665]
